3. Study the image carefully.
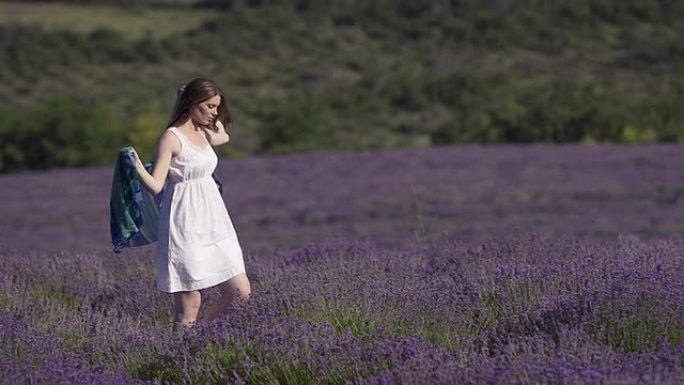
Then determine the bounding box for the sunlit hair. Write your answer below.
[167,78,232,132]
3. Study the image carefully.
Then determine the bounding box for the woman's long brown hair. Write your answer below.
[167,78,232,132]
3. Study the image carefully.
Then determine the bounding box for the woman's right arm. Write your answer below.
[132,131,180,195]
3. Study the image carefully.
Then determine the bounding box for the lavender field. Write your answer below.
[2,144,684,384]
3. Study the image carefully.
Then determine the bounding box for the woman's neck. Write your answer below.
[178,119,203,132]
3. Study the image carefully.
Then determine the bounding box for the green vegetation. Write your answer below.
[2,0,684,172]
[0,2,213,39]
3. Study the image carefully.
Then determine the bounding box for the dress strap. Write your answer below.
[166,127,189,153]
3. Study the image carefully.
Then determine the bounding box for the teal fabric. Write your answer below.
[109,147,160,253]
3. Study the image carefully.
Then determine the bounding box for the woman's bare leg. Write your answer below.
[173,290,202,327]
[204,274,251,322]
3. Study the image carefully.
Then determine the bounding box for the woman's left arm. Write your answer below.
[203,120,230,146]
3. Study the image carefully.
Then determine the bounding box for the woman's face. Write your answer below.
[191,94,221,127]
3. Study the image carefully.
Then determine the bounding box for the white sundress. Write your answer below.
[156,126,246,293]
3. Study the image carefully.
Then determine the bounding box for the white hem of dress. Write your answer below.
[156,266,246,293]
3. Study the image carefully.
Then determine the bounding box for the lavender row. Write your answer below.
[1,144,684,253]
[3,233,684,383]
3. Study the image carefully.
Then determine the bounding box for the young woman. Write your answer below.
[131,78,251,327]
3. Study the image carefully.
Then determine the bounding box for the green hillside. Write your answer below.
[1,0,684,172]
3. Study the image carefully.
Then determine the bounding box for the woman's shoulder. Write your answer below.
[162,127,180,141]
[163,126,183,137]
[159,128,182,153]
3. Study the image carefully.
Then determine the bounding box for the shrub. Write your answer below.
[0,97,126,172]
[258,97,335,154]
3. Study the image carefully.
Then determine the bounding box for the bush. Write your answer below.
[428,78,683,145]
[258,97,335,154]
[0,97,126,172]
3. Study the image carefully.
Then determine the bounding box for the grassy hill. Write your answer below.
[1,0,684,172]
[0,2,212,38]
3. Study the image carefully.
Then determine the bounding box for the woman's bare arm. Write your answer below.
[132,131,180,195]
[203,120,230,146]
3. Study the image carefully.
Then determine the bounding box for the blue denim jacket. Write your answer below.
[109,147,160,253]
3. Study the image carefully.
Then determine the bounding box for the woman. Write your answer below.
[131,78,251,327]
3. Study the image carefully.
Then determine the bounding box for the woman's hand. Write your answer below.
[203,121,230,146]
[130,148,145,171]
